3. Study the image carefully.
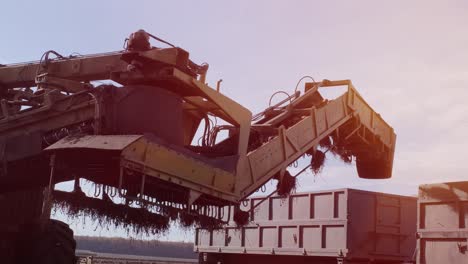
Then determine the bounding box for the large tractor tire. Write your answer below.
[20,219,76,264]
[0,189,45,264]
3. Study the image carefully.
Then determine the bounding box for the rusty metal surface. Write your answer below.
[417,181,468,264]
[45,135,142,151]
[0,48,191,90]
[0,51,126,89]
[195,188,416,263]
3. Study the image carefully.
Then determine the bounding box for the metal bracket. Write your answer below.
[188,189,202,207]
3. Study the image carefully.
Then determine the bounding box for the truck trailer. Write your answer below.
[196,188,417,264]
[417,181,468,264]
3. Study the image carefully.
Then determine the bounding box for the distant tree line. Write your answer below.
[75,236,197,259]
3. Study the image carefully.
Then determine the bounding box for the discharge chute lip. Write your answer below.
[44,135,143,151]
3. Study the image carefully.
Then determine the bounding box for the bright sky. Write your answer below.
[2,0,468,241]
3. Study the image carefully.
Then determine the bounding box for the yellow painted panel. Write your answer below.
[122,138,235,194]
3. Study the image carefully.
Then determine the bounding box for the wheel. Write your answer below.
[0,188,45,264]
[356,155,392,179]
[20,219,76,264]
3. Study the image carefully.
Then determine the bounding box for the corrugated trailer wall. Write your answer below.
[417,181,468,264]
[195,188,416,264]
